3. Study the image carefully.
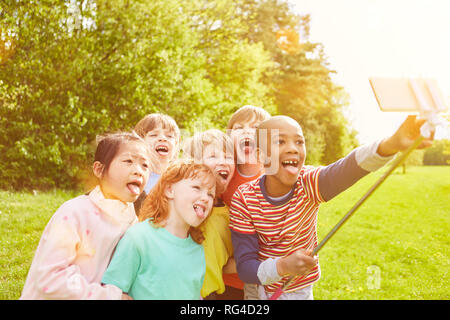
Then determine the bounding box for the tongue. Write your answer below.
[284,165,299,176]
[242,146,253,154]
[157,150,168,156]
[127,183,140,195]
[194,206,205,219]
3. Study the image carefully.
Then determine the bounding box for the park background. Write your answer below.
[0,0,448,299]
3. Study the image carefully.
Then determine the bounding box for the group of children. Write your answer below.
[20,104,433,300]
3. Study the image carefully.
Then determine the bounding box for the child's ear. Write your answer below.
[92,161,104,179]
[164,184,175,199]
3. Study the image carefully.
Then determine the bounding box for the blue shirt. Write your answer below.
[144,172,161,194]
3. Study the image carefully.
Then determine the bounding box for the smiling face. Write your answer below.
[201,143,235,195]
[229,116,261,165]
[259,116,306,197]
[166,176,215,228]
[95,142,151,203]
[144,125,178,165]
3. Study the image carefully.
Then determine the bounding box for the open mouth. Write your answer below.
[127,181,142,196]
[216,170,230,181]
[281,160,299,175]
[193,203,206,219]
[239,138,255,152]
[155,145,169,156]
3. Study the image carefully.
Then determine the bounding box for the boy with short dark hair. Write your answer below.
[229,115,433,300]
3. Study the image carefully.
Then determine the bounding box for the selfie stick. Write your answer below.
[269,78,445,300]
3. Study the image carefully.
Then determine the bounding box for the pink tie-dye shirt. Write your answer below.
[20,186,137,300]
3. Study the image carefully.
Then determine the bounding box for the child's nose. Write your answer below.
[286,141,299,153]
[133,163,145,176]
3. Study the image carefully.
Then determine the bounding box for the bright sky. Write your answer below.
[289,0,450,143]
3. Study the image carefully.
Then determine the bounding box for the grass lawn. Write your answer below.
[0,166,448,300]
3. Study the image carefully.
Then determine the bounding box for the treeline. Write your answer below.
[0,0,357,190]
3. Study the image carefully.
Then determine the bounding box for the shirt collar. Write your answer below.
[89,186,137,227]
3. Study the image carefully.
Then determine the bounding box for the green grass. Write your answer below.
[314,166,449,300]
[0,166,448,300]
[0,189,78,299]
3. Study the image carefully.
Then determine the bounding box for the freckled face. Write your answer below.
[167,177,215,228]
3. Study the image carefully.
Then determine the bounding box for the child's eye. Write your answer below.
[275,139,284,145]
[296,140,305,145]
[192,185,200,190]
[124,159,133,164]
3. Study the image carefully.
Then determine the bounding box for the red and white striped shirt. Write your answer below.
[229,165,325,293]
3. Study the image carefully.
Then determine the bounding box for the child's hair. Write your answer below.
[182,129,234,163]
[226,105,271,131]
[94,131,150,177]
[139,159,217,243]
[134,113,180,141]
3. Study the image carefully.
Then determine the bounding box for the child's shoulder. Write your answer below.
[125,219,153,234]
[236,176,262,193]
[54,194,93,216]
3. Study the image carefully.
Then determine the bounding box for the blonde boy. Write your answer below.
[221,105,271,206]
[134,113,180,214]
[182,129,236,298]
[218,105,271,298]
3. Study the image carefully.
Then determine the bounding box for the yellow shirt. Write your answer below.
[199,205,233,297]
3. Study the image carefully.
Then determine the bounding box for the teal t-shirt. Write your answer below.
[101,219,205,300]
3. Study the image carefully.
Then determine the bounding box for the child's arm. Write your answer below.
[230,189,316,285]
[29,209,123,299]
[377,115,434,156]
[222,257,237,274]
[101,230,141,297]
[231,231,317,284]
[318,115,433,202]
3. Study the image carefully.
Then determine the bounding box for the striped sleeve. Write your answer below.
[229,186,256,235]
[299,166,325,204]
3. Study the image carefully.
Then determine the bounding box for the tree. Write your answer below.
[0,0,276,190]
[0,0,213,189]
[236,0,358,164]
[423,139,450,166]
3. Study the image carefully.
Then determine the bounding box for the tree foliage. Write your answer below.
[1,0,357,190]
[236,0,358,164]
[423,139,450,166]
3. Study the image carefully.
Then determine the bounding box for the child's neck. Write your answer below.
[237,162,261,177]
[154,160,170,175]
[264,175,294,197]
[164,210,189,239]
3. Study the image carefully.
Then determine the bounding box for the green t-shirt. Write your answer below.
[102,219,205,300]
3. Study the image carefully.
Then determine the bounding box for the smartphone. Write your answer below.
[369,77,448,113]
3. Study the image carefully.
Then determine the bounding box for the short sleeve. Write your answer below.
[229,187,256,235]
[299,166,325,204]
[101,231,141,294]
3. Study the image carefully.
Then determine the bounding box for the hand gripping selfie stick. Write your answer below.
[269,78,448,300]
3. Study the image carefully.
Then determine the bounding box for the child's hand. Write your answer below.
[276,249,318,277]
[122,293,133,300]
[377,115,434,157]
